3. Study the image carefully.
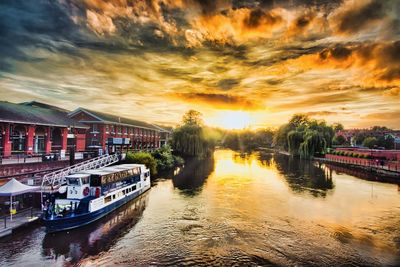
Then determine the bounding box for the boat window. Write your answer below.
[104,196,111,203]
[67,178,80,186]
[81,177,90,184]
[112,195,116,200]
[132,185,136,191]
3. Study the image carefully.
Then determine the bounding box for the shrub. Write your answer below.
[126,151,157,175]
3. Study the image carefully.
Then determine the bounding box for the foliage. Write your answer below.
[126,151,157,175]
[362,137,378,148]
[171,110,216,158]
[371,126,391,131]
[222,128,275,151]
[287,130,303,156]
[182,110,203,126]
[332,135,347,146]
[151,145,184,172]
[275,114,335,159]
[332,123,344,132]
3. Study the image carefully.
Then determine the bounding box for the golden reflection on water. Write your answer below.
[202,150,400,258]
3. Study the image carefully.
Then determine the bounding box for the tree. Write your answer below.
[171,110,215,158]
[182,110,203,126]
[362,137,378,148]
[371,126,391,132]
[287,130,303,156]
[376,135,394,149]
[289,114,309,129]
[273,114,335,158]
[273,123,294,151]
[332,123,344,132]
[332,135,347,146]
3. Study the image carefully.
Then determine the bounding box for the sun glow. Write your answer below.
[205,110,253,129]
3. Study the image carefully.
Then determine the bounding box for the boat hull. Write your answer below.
[43,185,150,233]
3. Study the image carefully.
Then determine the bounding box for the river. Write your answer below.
[0,149,399,266]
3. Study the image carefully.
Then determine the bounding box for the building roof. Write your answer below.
[69,108,161,131]
[151,124,172,133]
[0,101,88,128]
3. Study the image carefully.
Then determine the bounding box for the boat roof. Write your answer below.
[65,173,91,178]
[66,164,146,177]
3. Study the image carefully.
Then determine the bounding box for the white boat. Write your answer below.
[42,164,151,232]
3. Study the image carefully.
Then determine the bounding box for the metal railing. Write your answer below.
[40,153,121,192]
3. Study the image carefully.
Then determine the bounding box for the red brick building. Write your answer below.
[68,108,163,153]
[0,101,169,158]
[0,101,88,157]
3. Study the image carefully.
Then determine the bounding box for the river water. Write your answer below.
[0,149,399,266]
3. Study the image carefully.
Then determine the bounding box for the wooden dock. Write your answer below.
[0,208,41,238]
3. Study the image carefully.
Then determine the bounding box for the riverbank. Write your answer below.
[315,157,400,183]
[257,147,399,182]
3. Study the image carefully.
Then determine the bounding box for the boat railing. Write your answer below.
[40,153,122,193]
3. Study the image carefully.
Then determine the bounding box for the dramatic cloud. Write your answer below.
[0,0,399,128]
[170,92,262,110]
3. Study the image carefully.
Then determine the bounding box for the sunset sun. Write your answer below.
[206,111,253,130]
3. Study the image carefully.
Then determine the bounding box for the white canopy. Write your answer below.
[0,178,40,196]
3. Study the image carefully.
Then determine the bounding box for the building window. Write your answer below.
[124,127,128,135]
[110,125,115,134]
[117,126,122,134]
[11,125,26,153]
[91,124,98,133]
[90,137,99,147]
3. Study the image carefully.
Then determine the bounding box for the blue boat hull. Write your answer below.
[43,186,150,233]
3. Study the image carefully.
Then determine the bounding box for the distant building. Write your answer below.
[151,124,171,147]
[0,101,170,157]
[336,129,400,147]
[0,101,88,157]
[69,108,163,153]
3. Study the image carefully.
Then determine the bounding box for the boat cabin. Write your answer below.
[66,173,91,199]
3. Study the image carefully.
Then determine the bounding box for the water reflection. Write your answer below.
[1,149,400,266]
[42,193,148,264]
[272,153,334,197]
[171,156,215,196]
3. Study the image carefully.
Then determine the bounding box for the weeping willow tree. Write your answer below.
[171,110,215,158]
[298,130,327,159]
[278,114,335,159]
[287,130,304,156]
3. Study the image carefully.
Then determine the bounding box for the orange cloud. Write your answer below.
[169,92,263,110]
[288,41,400,86]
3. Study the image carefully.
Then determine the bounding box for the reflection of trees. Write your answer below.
[172,156,215,196]
[273,154,334,197]
[257,152,274,167]
[42,194,148,264]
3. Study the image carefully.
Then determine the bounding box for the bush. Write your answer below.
[126,151,158,175]
[151,145,185,172]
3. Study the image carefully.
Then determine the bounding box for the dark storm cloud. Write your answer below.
[0,1,83,65]
[334,0,385,34]
[248,44,326,67]
[243,8,282,28]
[315,41,400,82]
[331,0,400,37]
[217,78,241,90]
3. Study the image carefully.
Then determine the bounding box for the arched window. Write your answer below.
[11,125,26,154]
[34,127,46,154]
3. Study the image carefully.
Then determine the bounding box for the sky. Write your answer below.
[0,0,399,129]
